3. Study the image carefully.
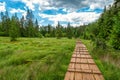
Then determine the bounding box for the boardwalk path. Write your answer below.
[64,41,104,80]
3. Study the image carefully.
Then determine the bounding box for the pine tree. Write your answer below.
[26,9,35,37]
[0,11,11,36]
[9,14,20,41]
[35,19,41,37]
[51,27,56,37]
[66,22,73,39]
[74,28,79,38]
[45,24,51,37]
[56,22,62,39]
[20,16,26,37]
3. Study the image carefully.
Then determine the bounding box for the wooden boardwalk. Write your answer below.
[64,41,104,80]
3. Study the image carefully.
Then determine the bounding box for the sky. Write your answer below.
[0,0,114,26]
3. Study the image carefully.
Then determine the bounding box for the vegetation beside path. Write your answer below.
[0,37,75,80]
[81,39,120,80]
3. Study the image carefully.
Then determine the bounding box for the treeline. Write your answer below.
[0,9,86,41]
[83,0,120,50]
[40,22,86,39]
[0,10,40,41]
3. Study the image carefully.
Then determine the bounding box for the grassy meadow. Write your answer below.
[0,37,120,80]
[81,39,120,80]
[0,37,76,80]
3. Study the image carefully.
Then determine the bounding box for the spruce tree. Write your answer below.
[35,19,41,37]
[0,11,11,36]
[9,14,20,41]
[20,16,26,37]
[66,22,72,39]
[26,9,35,37]
[56,22,62,39]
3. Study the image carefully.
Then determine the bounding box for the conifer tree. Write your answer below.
[9,14,20,41]
[56,22,62,39]
[0,11,11,36]
[20,16,26,37]
[35,19,41,37]
[26,9,35,37]
[66,22,73,39]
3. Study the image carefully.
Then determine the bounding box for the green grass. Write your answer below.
[0,37,76,80]
[81,39,120,80]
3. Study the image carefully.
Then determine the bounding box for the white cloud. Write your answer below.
[40,6,57,11]
[10,0,114,26]
[14,0,114,12]
[83,0,114,9]
[21,0,35,11]
[10,8,27,17]
[39,12,101,26]
[90,3,102,10]
[0,2,6,12]
[62,8,67,12]
[10,8,24,13]
[37,0,113,26]
[20,0,51,11]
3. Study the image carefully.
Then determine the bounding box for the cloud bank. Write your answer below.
[0,0,114,26]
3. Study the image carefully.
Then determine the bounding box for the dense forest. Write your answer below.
[0,9,86,41]
[84,0,120,50]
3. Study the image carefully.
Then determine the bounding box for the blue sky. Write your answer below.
[0,0,114,26]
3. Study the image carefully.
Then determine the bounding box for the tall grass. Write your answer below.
[0,37,76,80]
[81,39,120,80]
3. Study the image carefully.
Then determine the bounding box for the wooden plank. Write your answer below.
[75,72,82,80]
[88,59,95,63]
[82,52,89,55]
[78,52,89,55]
[89,74,96,80]
[68,63,73,69]
[99,75,105,80]
[79,50,88,52]
[64,72,75,80]
[71,58,76,62]
[94,74,105,80]
[80,55,86,58]
[83,73,90,80]
[70,72,74,80]
[72,54,76,57]
[83,73,95,80]
[64,72,70,80]
[73,51,78,54]
[81,59,88,63]
[86,55,91,57]
[71,63,75,69]
[72,57,92,59]
[81,64,89,70]
[70,62,95,65]
[68,69,91,73]
[89,65,100,72]
[89,65,101,73]
[75,63,80,70]
[68,69,101,74]
[76,54,80,57]
[76,58,80,63]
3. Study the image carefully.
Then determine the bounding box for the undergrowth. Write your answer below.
[81,39,120,80]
